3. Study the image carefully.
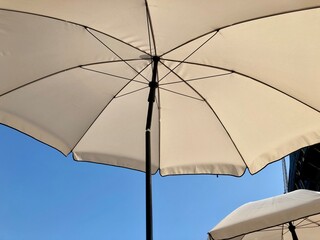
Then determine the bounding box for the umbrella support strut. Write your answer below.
[146,56,159,240]
[288,222,299,240]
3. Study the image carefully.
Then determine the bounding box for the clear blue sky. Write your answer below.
[0,124,285,240]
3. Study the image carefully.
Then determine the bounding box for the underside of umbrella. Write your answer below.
[209,189,320,240]
[1,2,320,240]
[1,1,320,176]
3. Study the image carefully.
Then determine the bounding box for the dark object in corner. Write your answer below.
[289,143,320,192]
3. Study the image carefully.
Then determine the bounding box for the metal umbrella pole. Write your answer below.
[145,56,160,240]
[288,222,299,240]
[283,158,299,240]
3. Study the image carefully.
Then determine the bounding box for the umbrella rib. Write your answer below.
[159,61,247,166]
[80,66,151,102]
[281,224,285,240]
[115,86,150,99]
[161,6,320,57]
[159,31,220,83]
[80,66,148,85]
[207,233,214,240]
[0,65,78,98]
[160,72,233,86]
[0,59,144,98]
[163,59,320,115]
[158,87,204,101]
[306,219,320,227]
[293,218,309,228]
[85,28,150,83]
[70,61,154,154]
[296,217,320,228]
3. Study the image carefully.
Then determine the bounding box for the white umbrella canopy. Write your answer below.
[1,1,320,240]
[208,189,320,240]
[1,1,320,177]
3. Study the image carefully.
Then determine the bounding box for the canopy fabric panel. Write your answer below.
[209,190,320,240]
[1,1,320,176]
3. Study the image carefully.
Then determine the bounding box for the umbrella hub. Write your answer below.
[148,81,159,89]
[152,55,160,62]
[147,56,160,103]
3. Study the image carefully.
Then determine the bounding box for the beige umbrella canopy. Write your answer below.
[1,1,320,240]
[208,189,320,240]
[1,1,320,176]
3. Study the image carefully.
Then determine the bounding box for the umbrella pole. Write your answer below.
[145,56,160,240]
[288,222,299,240]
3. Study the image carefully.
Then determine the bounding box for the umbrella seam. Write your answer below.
[160,6,320,57]
[0,8,150,56]
[2,6,319,59]
[159,60,248,169]
[70,61,154,155]
[145,0,157,56]
[0,59,145,98]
